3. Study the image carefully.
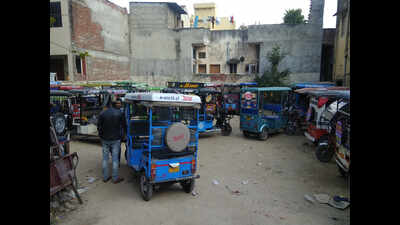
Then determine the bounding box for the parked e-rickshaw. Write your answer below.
[197,87,233,135]
[332,90,350,177]
[285,82,336,135]
[240,87,291,140]
[303,89,347,160]
[164,82,226,134]
[123,92,201,201]
[313,90,350,162]
[68,89,111,137]
[50,90,74,155]
[217,82,257,116]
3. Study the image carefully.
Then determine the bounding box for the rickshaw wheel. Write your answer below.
[285,123,296,136]
[140,173,153,201]
[258,128,269,141]
[63,142,70,155]
[338,165,348,178]
[315,142,335,163]
[181,178,195,193]
[221,123,232,136]
[243,131,251,138]
[124,149,128,162]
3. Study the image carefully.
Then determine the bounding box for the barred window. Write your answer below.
[199,52,206,58]
[50,2,62,27]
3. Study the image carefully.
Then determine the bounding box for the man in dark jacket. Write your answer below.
[97,100,126,184]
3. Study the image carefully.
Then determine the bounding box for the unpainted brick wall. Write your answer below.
[71,0,129,81]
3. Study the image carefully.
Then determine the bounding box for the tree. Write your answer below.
[50,16,56,27]
[254,45,290,87]
[283,9,307,25]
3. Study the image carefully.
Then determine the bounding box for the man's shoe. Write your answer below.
[112,177,124,184]
[103,177,111,183]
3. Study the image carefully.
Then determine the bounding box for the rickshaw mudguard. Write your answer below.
[150,155,195,183]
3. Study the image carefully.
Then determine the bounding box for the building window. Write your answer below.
[75,56,82,74]
[198,64,206,73]
[50,2,62,27]
[229,64,237,74]
[199,52,206,59]
[210,64,220,74]
[193,64,196,73]
[193,48,197,59]
[250,64,257,74]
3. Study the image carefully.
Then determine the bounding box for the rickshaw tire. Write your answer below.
[52,112,67,136]
[285,124,296,136]
[315,140,335,163]
[338,165,348,178]
[181,178,195,193]
[221,123,232,136]
[165,123,191,152]
[140,173,153,201]
[258,127,269,141]
[64,142,70,155]
[124,149,128,162]
[243,131,250,138]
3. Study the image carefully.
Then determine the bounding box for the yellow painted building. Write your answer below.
[192,3,235,30]
[332,0,350,86]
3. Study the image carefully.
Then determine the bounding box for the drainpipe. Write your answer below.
[343,6,350,86]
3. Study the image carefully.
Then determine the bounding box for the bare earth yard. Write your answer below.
[57,117,350,225]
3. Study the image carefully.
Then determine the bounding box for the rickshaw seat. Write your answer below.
[130,120,149,136]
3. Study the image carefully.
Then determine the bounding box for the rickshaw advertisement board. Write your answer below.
[241,91,257,109]
[167,82,204,89]
[336,121,342,145]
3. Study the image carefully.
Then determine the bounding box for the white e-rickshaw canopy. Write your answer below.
[124,92,202,108]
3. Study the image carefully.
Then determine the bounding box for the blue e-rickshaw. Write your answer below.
[240,87,291,140]
[163,82,231,135]
[123,92,201,201]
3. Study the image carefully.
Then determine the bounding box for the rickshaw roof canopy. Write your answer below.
[68,89,110,95]
[330,90,350,100]
[294,86,349,94]
[124,93,201,104]
[306,89,347,97]
[291,82,335,88]
[242,87,291,92]
[199,88,221,93]
[50,90,72,96]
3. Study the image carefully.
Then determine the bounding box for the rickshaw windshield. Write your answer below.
[260,91,284,116]
[50,96,71,114]
[127,103,197,122]
[81,95,101,108]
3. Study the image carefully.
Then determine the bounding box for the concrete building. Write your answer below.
[50,0,326,86]
[191,3,235,30]
[129,0,325,86]
[50,0,130,82]
[320,28,336,82]
[332,0,350,86]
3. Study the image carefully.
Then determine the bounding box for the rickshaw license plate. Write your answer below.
[246,116,252,120]
[169,166,180,173]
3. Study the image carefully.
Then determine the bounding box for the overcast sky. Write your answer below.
[109,0,337,28]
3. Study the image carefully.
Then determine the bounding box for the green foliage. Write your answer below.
[50,16,56,27]
[283,9,307,25]
[72,50,90,58]
[254,45,290,87]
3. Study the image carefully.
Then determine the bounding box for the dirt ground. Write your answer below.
[56,117,350,225]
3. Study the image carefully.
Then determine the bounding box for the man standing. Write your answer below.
[97,100,126,184]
